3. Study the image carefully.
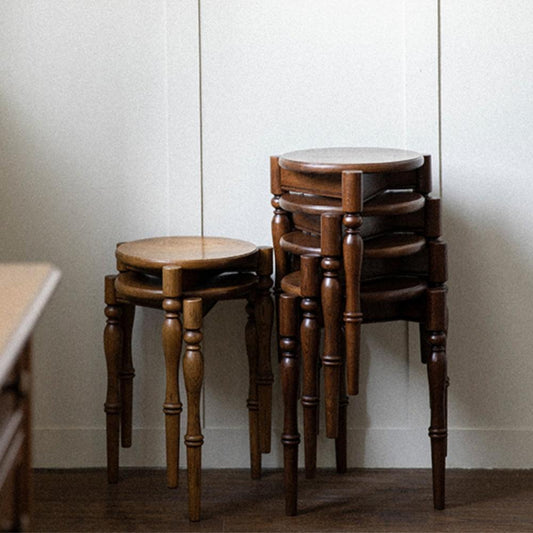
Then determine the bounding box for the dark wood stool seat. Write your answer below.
[280,230,425,259]
[279,190,425,217]
[272,147,448,516]
[282,271,427,306]
[104,236,273,521]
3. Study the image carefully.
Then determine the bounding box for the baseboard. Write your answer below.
[33,427,533,469]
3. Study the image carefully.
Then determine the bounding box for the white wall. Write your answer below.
[1,0,532,469]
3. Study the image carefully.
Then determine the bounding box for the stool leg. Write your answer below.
[119,304,135,448]
[256,247,274,454]
[419,323,431,364]
[104,275,122,483]
[321,214,343,439]
[335,357,348,474]
[427,332,447,510]
[425,284,448,510]
[280,294,300,516]
[245,298,261,479]
[162,266,183,489]
[300,255,321,479]
[183,298,204,522]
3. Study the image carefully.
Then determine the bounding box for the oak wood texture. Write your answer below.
[104,237,273,522]
[116,236,258,272]
[0,263,60,532]
[0,264,61,385]
[271,149,448,516]
[33,468,533,532]
[278,147,425,174]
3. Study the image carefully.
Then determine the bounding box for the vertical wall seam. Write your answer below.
[164,0,171,235]
[198,0,204,237]
[437,0,443,197]
[197,0,206,427]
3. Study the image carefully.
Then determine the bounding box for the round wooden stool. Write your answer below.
[271,147,448,515]
[103,236,273,521]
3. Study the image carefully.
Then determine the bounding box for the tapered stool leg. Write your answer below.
[183,297,204,522]
[256,247,274,454]
[425,283,448,510]
[335,359,348,474]
[104,275,123,483]
[427,333,447,510]
[119,304,135,448]
[300,255,321,479]
[162,266,183,489]
[280,294,300,516]
[321,214,343,439]
[245,297,261,479]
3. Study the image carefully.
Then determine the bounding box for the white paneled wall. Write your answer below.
[441,0,533,466]
[1,0,532,469]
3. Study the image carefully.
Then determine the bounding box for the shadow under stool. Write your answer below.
[271,147,448,515]
[103,236,273,521]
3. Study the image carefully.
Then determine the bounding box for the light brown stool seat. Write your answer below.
[104,236,273,522]
[115,270,258,307]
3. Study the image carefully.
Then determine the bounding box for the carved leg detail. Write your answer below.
[183,298,204,522]
[335,358,348,474]
[161,266,184,490]
[245,298,261,479]
[300,255,320,479]
[256,248,274,454]
[321,213,343,439]
[280,294,300,516]
[427,332,447,511]
[419,323,430,364]
[104,275,122,484]
[119,304,135,448]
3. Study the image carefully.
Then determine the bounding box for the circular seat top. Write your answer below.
[116,236,258,272]
[278,147,424,174]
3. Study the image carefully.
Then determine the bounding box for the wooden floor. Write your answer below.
[33,468,533,532]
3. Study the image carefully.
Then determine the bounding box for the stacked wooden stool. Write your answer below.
[271,147,448,515]
[103,236,273,521]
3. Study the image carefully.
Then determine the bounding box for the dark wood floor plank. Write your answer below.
[33,469,533,532]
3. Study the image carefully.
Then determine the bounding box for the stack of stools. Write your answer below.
[103,236,273,521]
[270,147,448,515]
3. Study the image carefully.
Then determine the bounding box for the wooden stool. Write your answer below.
[103,236,273,521]
[271,147,448,515]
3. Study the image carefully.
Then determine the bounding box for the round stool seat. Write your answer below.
[116,236,258,273]
[278,147,424,174]
[115,270,258,306]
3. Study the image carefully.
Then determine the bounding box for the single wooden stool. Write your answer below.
[271,147,448,515]
[103,236,273,521]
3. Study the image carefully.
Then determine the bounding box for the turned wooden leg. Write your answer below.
[300,255,320,479]
[280,294,300,516]
[419,323,431,364]
[104,275,123,483]
[183,298,204,522]
[256,247,274,454]
[271,156,292,363]
[162,266,183,489]
[335,357,348,474]
[427,332,447,510]
[245,297,261,479]
[425,271,448,510]
[321,213,343,439]
[119,304,135,448]
[342,170,363,396]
